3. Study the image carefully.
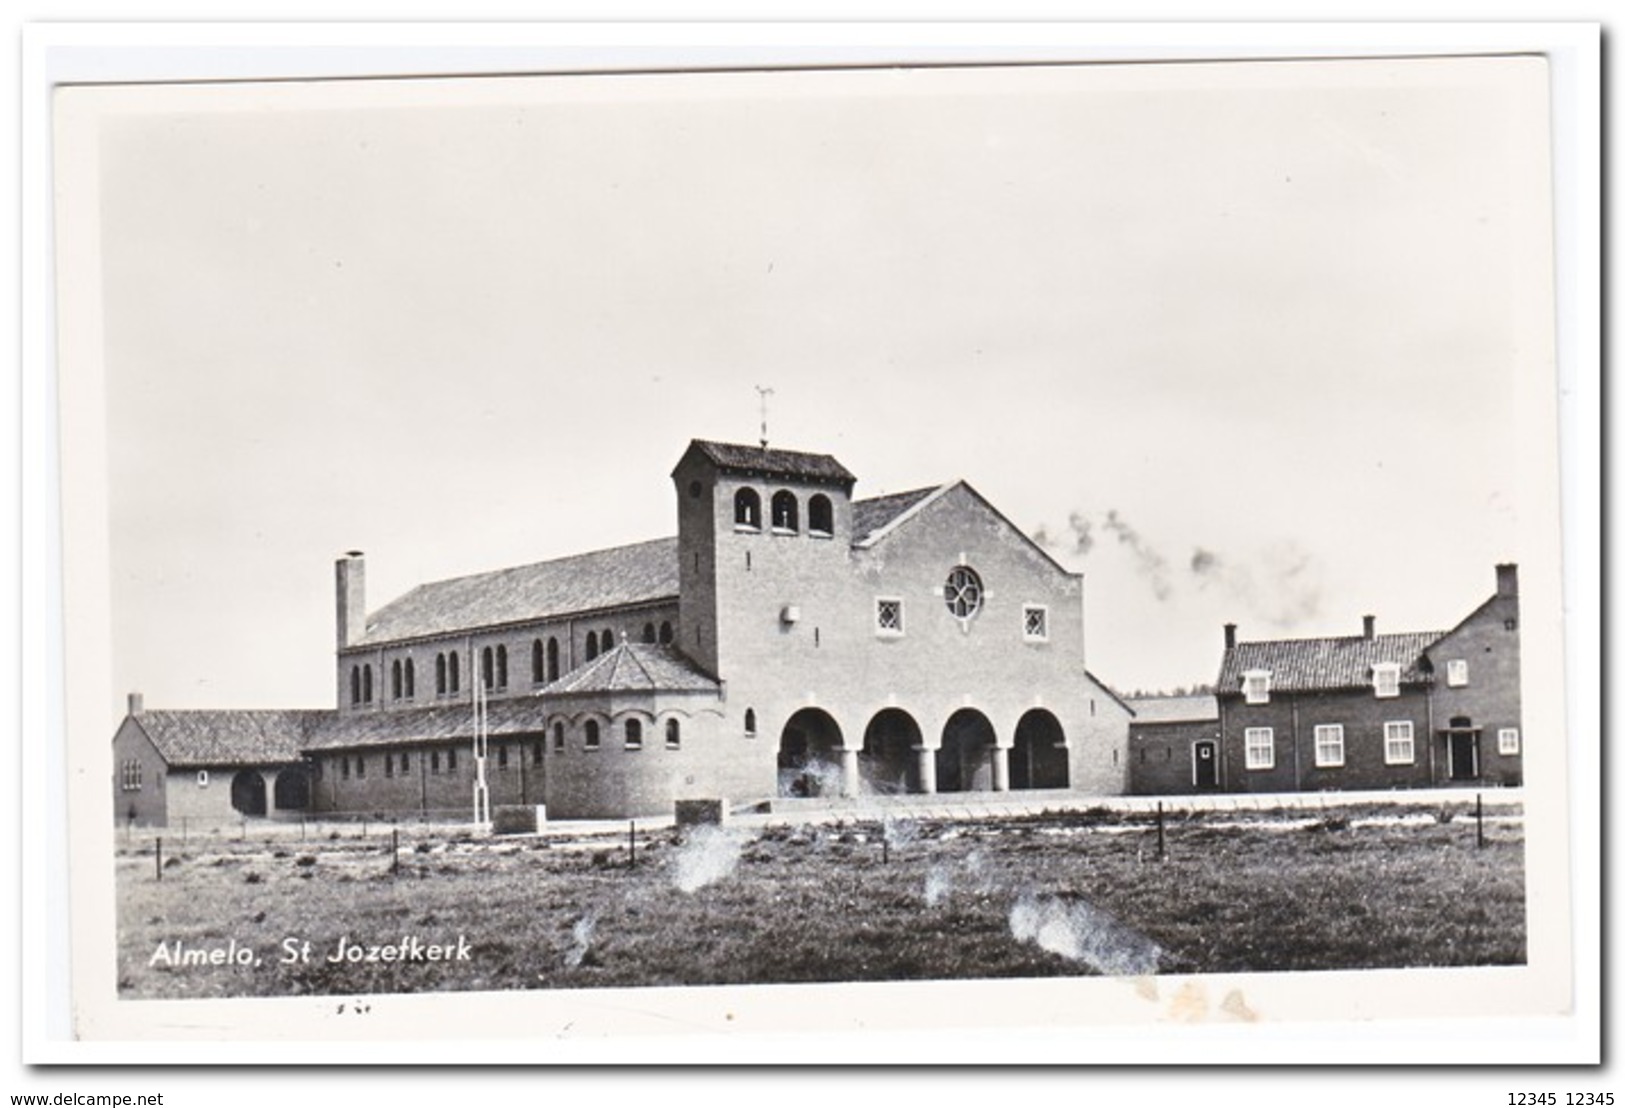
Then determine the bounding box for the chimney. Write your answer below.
[127,691,144,716]
[336,551,366,649]
[1496,563,1519,598]
[1363,614,1376,640]
[1223,623,1237,650]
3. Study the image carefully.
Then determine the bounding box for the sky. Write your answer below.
[86,56,1557,714]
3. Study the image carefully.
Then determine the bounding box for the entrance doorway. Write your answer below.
[1193,741,1219,788]
[231,770,268,816]
[778,708,844,797]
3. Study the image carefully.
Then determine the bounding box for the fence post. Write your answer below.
[1156,801,1166,861]
[156,836,163,881]
[391,828,399,874]
[1476,792,1485,848]
[628,820,636,869]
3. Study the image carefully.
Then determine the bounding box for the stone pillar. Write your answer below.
[992,745,1010,793]
[841,748,861,798]
[915,746,937,794]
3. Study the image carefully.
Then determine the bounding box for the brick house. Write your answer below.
[1213,564,1522,793]
[115,439,1132,823]
[1125,694,1220,795]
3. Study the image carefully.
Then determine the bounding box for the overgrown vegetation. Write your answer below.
[116,805,1525,999]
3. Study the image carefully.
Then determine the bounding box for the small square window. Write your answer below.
[1314,724,1345,768]
[1372,663,1400,699]
[1244,727,1274,770]
[1498,728,1521,755]
[1023,605,1049,642]
[1243,670,1271,705]
[1384,721,1415,765]
[197,770,210,788]
[875,598,904,636]
[1447,660,1469,687]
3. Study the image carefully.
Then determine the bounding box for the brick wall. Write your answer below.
[1128,718,1221,795]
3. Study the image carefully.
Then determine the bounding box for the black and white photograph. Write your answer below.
[33,25,1596,1070]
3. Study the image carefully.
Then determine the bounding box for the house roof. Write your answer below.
[130,709,327,768]
[1216,631,1444,694]
[304,699,553,753]
[1125,694,1219,724]
[357,537,678,646]
[684,439,856,486]
[542,642,721,696]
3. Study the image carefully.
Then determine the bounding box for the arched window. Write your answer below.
[584,720,601,750]
[481,647,494,689]
[350,666,361,705]
[449,652,461,693]
[400,750,410,772]
[666,719,681,749]
[553,721,565,752]
[532,639,544,683]
[404,658,415,699]
[496,645,508,688]
[642,622,656,644]
[447,747,457,771]
[391,659,402,700]
[808,494,834,536]
[436,654,447,695]
[603,627,615,651]
[532,739,543,764]
[734,487,762,530]
[497,744,509,769]
[659,621,673,644]
[771,490,799,532]
[744,708,757,736]
[547,637,560,682]
[625,719,643,749]
[362,665,373,703]
[585,631,599,661]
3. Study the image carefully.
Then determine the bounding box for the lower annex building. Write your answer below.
[114,439,1132,825]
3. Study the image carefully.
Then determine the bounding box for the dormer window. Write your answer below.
[1447,660,1469,687]
[1242,670,1271,705]
[734,488,761,530]
[1372,663,1400,699]
[771,490,799,533]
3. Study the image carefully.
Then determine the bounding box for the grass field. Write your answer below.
[115,801,1525,999]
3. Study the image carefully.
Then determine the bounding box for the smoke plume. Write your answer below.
[1189,540,1324,630]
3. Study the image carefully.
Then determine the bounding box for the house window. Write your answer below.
[642,622,656,644]
[1314,724,1345,768]
[585,631,599,661]
[808,494,833,537]
[1447,660,1469,687]
[436,654,447,696]
[1244,727,1274,770]
[533,740,543,764]
[498,744,509,769]
[625,719,643,750]
[1384,721,1416,765]
[362,665,373,703]
[602,627,615,652]
[1242,670,1271,705]
[120,759,143,791]
[1023,605,1049,642]
[744,708,757,737]
[430,750,440,774]
[771,490,799,533]
[496,645,508,689]
[1499,728,1521,755]
[447,748,457,772]
[666,719,681,749]
[392,659,403,700]
[341,756,350,780]
[350,666,361,705]
[448,652,460,693]
[384,753,394,778]
[356,756,366,779]
[553,722,565,752]
[876,598,904,636]
[533,639,545,683]
[400,750,410,773]
[734,488,762,530]
[404,658,415,699]
[584,720,601,750]
[547,637,560,682]
[659,621,674,645]
[1372,663,1400,699]
[943,566,984,620]
[482,647,494,689]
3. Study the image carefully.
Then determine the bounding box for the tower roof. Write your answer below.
[679,439,856,486]
[541,642,721,696]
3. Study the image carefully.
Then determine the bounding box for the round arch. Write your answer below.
[778,708,844,797]
[938,709,997,793]
[272,765,312,811]
[230,770,268,817]
[1011,709,1069,790]
[862,709,921,795]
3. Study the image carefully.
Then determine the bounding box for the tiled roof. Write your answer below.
[358,537,678,646]
[686,440,856,485]
[131,710,327,768]
[1216,631,1444,694]
[304,699,554,752]
[851,486,941,544]
[542,643,721,696]
[1125,695,1219,724]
